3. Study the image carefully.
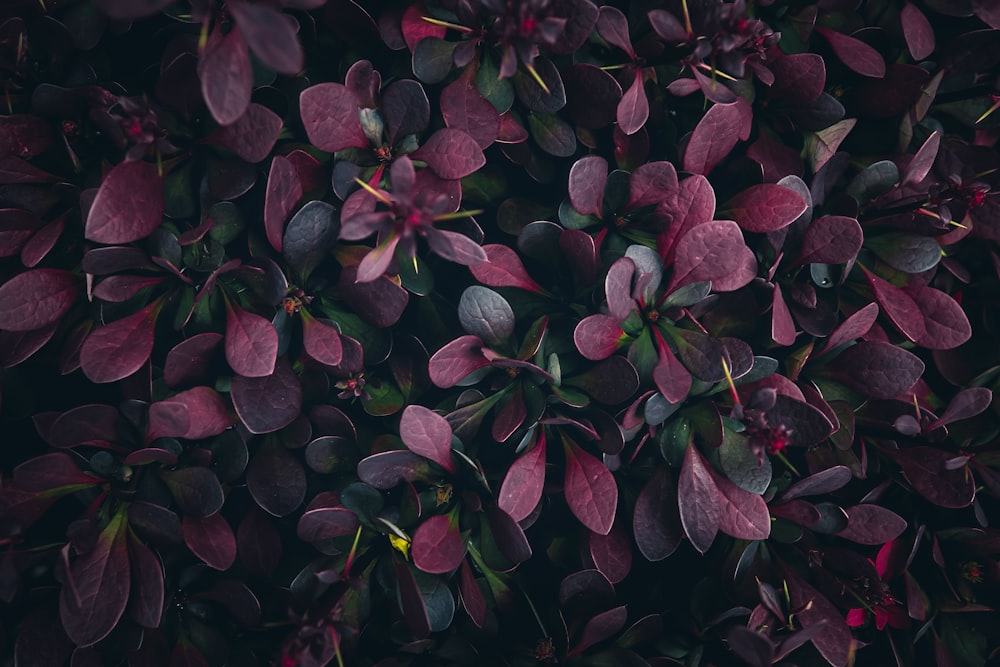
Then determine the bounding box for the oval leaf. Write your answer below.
[677,443,720,554]
[85,160,164,244]
[563,438,618,535]
[225,299,278,378]
[412,514,465,574]
[183,513,237,570]
[400,405,456,473]
[0,268,78,332]
[80,300,161,383]
[498,432,547,522]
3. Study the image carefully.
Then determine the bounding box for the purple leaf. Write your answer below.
[0,208,44,257]
[817,303,879,355]
[412,514,465,574]
[901,2,935,59]
[412,128,485,179]
[147,386,235,441]
[301,310,343,367]
[80,300,162,384]
[393,561,431,639]
[794,216,863,266]
[589,517,632,584]
[677,443,720,554]
[428,335,492,388]
[357,450,431,489]
[769,53,827,105]
[225,299,277,378]
[906,286,972,350]
[901,130,940,186]
[783,466,853,500]
[425,228,487,266]
[0,269,78,332]
[160,467,224,517]
[183,513,237,570]
[247,441,307,517]
[299,83,367,153]
[85,160,164,244]
[12,452,101,493]
[198,25,251,126]
[863,269,926,343]
[653,336,691,404]
[596,6,634,58]
[683,99,751,175]
[605,256,636,323]
[563,438,618,535]
[228,0,303,76]
[889,446,975,508]
[469,244,546,293]
[617,70,648,135]
[815,26,886,78]
[560,228,599,285]
[667,220,750,292]
[771,284,797,346]
[216,103,282,163]
[722,184,807,233]
[499,431,547,521]
[568,605,628,658]
[633,466,682,561]
[568,155,608,218]
[709,465,770,541]
[400,405,456,473]
[836,504,907,545]
[440,70,500,149]
[782,566,853,667]
[297,506,359,543]
[59,511,129,647]
[928,387,993,430]
[627,161,678,210]
[658,175,716,262]
[459,560,486,628]
[46,404,119,448]
[128,536,164,629]
[164,333,223,388]
[383,79,431,145]
[834,341,925,400]
[562,64,622,129]
[574,315,626,361]
[230,357,303,434]
[92,275,165,303]
[264,156,302,253]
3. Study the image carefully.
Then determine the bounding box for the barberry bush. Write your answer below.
[1,0,1000,665]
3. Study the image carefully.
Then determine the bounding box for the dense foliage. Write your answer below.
[1,0,1000,665]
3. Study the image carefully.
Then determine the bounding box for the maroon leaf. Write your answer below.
[901,2,935,60]
[0,268,78,332]
[836,504,907,545]
[198,25,251,126]
[264,156,302,252]
[0,208,44,257]
[498,431,547,521]
[722,184,807,233]
[128,536,164,629]
[633,466,682,561]
[400,3,445,51]
[783,466,853,500]
[394,560,431,639]
[771,284,796,346]
[92,275,165,303]
[769,53,826,105]
[596,6,634,58]
[297,507,359,543]
[428,335,492,387]
[412,128,486,179]
[357,450,431,489]
[216,103,282,163]
[568,155,607,218]
[863,269,926,343]
[147,386,235,441]
[667,220,749,292]
[160,467,224,517]
[677,443,720,554]
[238,507,282,576]
[164,333,223,388]
[627,161,678,210]
[794,216,863,266]
[589,517,632,584]
[574,314,626,361]
[834,341,925,400]
[709,465,770,541]
[412,514,465,574]
[901,130,940,187]
[658,174,716,262]
[653,336,692,404]
[59,511,130,647]
[228,0,303,75]
[230,357,303,434]
[85,160,164,244]
[563,438,618,535]
[568,605,628,658]
[817,303,879,355]
[225,299,277,378]
[469,244,545,294]
[815,26,886,78]
[299,83,368,153]
[889,447,975,508]
[247,441,307,517]
[459,560,486,628]
[46,404,119,448]
[440,69,500,150]
[80,299,162,384]
[183,513,237,570]
[782,566,853,667]
[12,452,102,493]
[927,387,993,430]
[400,405,456,473]
[906,286,972,350]
[617,70,648,135]
[682,99,751,175]
[300,310,343,366]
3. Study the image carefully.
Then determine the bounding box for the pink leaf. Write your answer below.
[677,443,719,554]
[228,0,303,75]
[901,2,935,60]
[299,83,368,153]
[863,268,926,343]
[771,283,797,346]
[0,268,79,332]
[652,335,691,404]
[469,244,545,293]
[568,155,608,218]
[198,25,251,126]
[573,314,626,361]
[682,99,751,175]
[498,431,547,521]
[183,513,237,570]
[459,560,486,628]
[794,215,863,266]
[412,514,465,574]
[667,220,749,292]
[722,184,807,233]
[440,69,500,150]
[563,438,618,535]
[596,6,635,58]
[85,160,164,244]
[216,103,282,163]
[817,302,879,355]
[400,405,456,473]
[300,310,343,366]
[617,69,648,135]
[815,26,886,78]
[627,161,678,210]
[907,285,972,350]
[80,300,162,383]
[225,299,278,377]
[297,507,359,543]
[428,335,492,387]
[708,466,770,541]
[657,174,715,262]
[589,518,632,584]
[902,130,940,187]
[264,156,302,252]
[837,504,907,545]
[412,128,485,179]
[147,386,235,441]
[633,466,683,561]
[605,256,636,323]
